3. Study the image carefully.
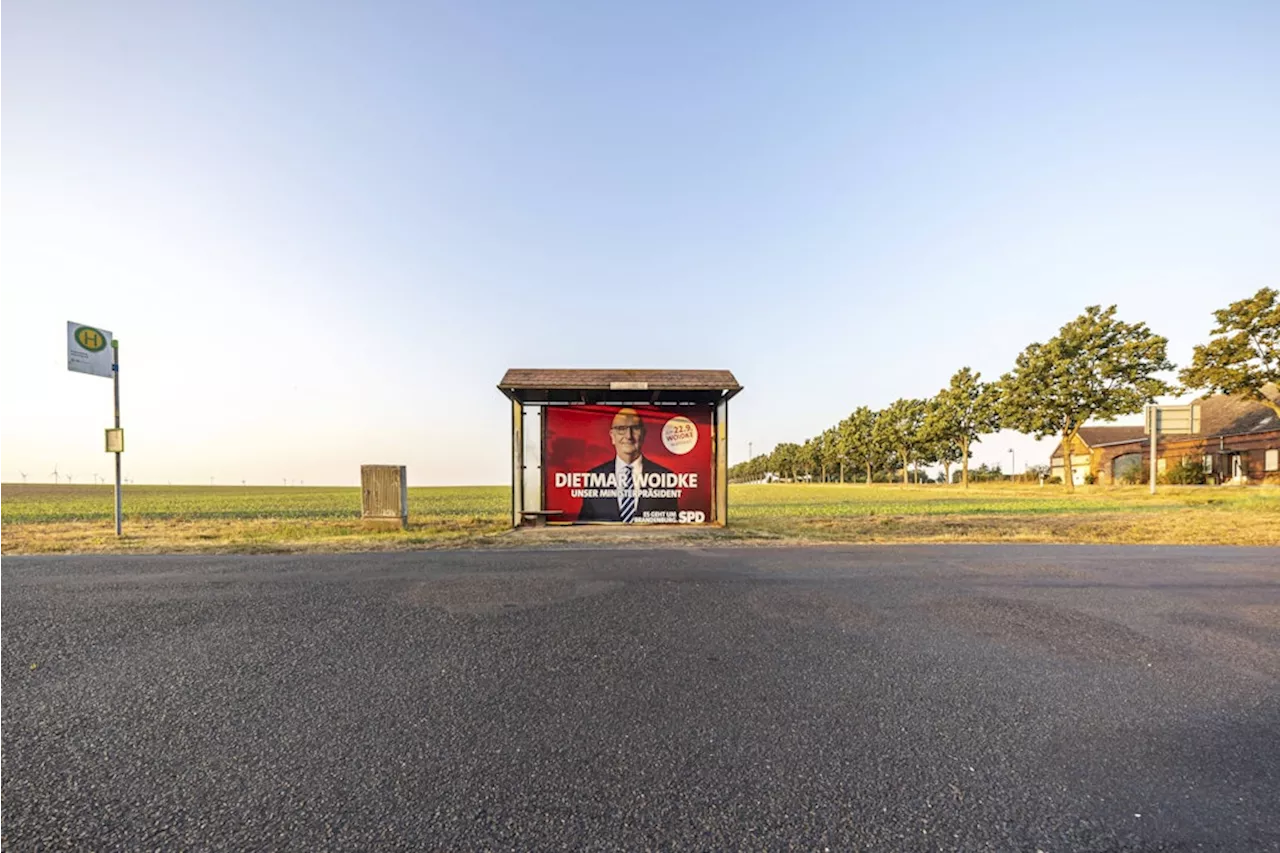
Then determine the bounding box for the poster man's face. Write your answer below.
[609,409,645,463]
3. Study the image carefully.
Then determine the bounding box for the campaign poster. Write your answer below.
[543,405,713,524]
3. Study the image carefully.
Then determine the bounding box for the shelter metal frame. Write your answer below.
[498,370,742,527]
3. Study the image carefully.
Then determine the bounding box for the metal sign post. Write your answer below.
[67,321,123,536]
[1144,403,1201,495]
[1148,405,1158,495]
[112,339,122,536]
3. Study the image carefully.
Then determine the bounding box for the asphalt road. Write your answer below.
[3,545,1279,852]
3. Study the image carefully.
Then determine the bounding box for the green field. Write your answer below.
[730,482,1278,518]
[0,484,509,524]
[0,484,509,554]
[728,483,1280,545]
[2,482,1277,553]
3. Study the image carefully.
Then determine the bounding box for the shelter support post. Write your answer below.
[715,397,729,527]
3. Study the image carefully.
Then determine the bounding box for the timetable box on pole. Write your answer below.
[105,428,125,453]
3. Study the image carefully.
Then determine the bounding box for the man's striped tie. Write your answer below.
[619,464,637,523]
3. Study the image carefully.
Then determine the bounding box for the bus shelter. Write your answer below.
[498,369,742,527]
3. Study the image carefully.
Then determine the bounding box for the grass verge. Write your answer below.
[2,483,1277,554]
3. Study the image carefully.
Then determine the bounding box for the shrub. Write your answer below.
[970,463,1006,483]
[1160,459,1207,485]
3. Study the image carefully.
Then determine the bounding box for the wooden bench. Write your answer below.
[520,510,564,528]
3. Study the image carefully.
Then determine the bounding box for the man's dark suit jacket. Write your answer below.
[576,456,679,522]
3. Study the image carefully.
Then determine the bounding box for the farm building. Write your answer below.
[1049,386,1280,486]
[1049,425,1148,486]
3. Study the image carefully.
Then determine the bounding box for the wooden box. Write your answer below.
[361,465,408,529]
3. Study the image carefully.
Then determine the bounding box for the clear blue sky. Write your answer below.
[4,1,1278,485]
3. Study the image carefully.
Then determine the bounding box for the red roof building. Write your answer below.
[1049,387,1280,485]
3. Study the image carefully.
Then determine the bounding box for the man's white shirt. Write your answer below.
[614,456,643,512]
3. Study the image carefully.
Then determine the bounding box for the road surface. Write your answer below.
[3,546,1278,851]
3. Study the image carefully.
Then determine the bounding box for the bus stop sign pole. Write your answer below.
[113,339,122,536]
[67,322,123,536]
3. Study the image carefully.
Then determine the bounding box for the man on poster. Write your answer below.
[578,408,680,523]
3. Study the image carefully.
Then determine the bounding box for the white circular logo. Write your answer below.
[661,416,698,455]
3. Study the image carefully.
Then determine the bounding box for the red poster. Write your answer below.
[543,405,713,524]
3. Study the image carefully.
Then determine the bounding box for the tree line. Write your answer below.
[730,287,1279,492]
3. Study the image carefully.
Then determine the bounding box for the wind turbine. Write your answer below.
[67,473,74,484]
[50,464,60,485]
[20,471,27,483]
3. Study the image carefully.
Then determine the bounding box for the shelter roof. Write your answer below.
[498,369,741,405]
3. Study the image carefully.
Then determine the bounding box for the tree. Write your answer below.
[1180,287,1280,417]
[819,427,842,483]
[729,450,772,483]
[912,415,950,483]
[838,407,880,484]
[957,462,1004,484]
[772,442,800,480]
[874,398,927,485]
[925,367,1002,488]
[799,438,822,481]
[1000,305,1173,492]
[920,396,963,485]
